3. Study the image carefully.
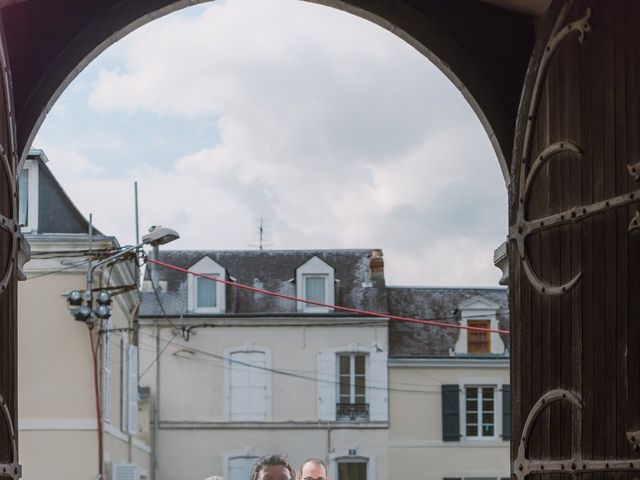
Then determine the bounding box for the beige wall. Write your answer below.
[140,319,389,480]
[154,428,387,480]
[140,322,387,422]
[389,363,510,480]
[19,248,150,480]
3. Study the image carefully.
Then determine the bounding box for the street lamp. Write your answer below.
[66,226,179,326]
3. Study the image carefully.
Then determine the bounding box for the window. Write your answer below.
[337,353,367,421]
[228,350,269,421]
[18,169,29,226]
[454,296,505,355]
[17,158,38,232]
[337,459,367,480]
[441,383,510,442]
[317,349,387,422]
[196,276,217,308]
[465,386,495,438]
[187,256,226,313]
[305,275,326,303]
[467,320,491,353]
[103,319,112,423]
[228,457,258,480]
[127,344,139,434]
[296,256,334,312]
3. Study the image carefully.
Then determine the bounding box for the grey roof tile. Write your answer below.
[387,286,509,358]
[140,249,388,317]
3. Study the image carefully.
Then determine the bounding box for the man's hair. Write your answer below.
[250,454,296,480]
[300,458,328,478]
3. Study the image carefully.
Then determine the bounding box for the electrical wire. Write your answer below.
[27,259,93,279]
[137,332,444,396]
[144,256,509,335]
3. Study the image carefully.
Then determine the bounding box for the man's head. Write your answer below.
[299,458,328,480]
[250,454,296,480]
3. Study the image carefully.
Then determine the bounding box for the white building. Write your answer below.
[139,248,510,480]
[139,249,390,480]
[387,286,510,480]
[18,150,151,480]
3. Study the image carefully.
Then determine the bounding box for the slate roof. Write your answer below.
[140,249,388,317]
[387,286,509,358]
[25,150,103,235]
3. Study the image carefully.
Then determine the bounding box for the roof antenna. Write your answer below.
[251,217,272,250]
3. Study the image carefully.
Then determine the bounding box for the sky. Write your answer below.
[33,0,508,287]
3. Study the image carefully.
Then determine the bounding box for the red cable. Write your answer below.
[89,329,104,480]
[146,257,510,335]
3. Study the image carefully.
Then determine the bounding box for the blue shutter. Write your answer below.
[442,384,460,441]
[502,384,511,440]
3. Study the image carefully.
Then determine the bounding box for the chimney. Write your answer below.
[369,249,385,282]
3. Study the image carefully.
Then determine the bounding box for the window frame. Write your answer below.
[458,380,502,442]
[336,352,368,421]
[330,454,374,480]
[187,256,226,314]
[296,256,335,312]
[454,296,505,355]
[17,158,39,233]
[224,346,272,422]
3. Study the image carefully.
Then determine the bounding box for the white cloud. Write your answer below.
[38,0,507,286]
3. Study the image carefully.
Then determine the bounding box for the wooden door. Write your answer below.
[509,1,640,478]
[0,9,20,479]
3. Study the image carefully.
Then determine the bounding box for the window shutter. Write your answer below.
[103,321,112,423]
[368,350,388,422]
[441,384,460,441]
[121,337,129,432]
[502,384,511,440]
[127,345,139,434]
[317,351,336,421]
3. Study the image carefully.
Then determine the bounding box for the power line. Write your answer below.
[144,256,509,335]
[137,332,443,396]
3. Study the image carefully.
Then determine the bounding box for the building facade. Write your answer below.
[140,248,510,480]
[17,150,151,480]
[139,249,390,480]
[387,287,510,480]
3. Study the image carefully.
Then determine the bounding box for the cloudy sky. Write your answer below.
[33,0,507,286]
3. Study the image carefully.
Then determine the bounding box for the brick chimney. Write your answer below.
[369,249,385,282]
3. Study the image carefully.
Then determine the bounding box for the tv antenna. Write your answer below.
[252,217,273,250]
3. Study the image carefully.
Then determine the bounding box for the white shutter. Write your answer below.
[103,320,112,423]
[368,350,388,422]
[230,353,250,420]
[317,351,336,421]
[230,351,268,421]
[121,337,129,432]
[127,345,139,434]
[112,463,139,480]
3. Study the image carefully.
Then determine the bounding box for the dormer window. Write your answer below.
[18,158,39,233]
[196,276,217,309]
[187,256,226,313]
[467,319,491,353]
[304,275,326,303]
[453,295,505,355]
[296,256,334,312]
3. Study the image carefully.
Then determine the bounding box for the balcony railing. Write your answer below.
[336,403,369,421]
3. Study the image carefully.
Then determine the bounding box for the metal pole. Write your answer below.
[134,182,140,245]
[153,319,160,480]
